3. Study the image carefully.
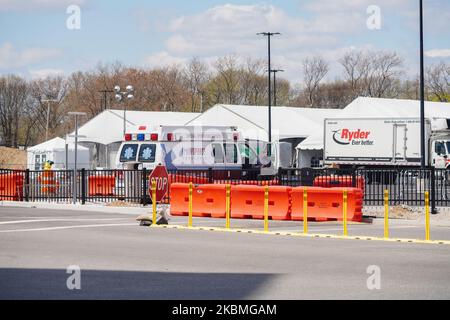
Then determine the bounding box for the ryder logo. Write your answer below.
[333,129,373,146]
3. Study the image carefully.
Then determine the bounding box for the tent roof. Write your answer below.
[296,97,450,151]
[339,97,450,128]
[28,137,88,152]
[187,104,339,141]
[73,109,200,145]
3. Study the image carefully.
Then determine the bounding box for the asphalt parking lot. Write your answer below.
[0,206,450,299]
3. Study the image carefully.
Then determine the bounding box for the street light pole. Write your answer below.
[270,69,284,106]
[258,32,280,144]
[114,85,134,136]
[419,0,426,168]
[68,111,86,204]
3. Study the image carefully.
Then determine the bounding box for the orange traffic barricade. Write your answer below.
[38,170,58,194]
[313,175,365,194]
[0,172,24,201]
[291,187,363,222]
[88,175,115,196]
[230,185,291,220]
[170,183,227,218]
[168,173,210,185]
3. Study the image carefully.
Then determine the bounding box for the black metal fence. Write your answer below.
[1,167,449,209]
[278,167,450,210]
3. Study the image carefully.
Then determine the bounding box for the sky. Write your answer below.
[0,0,449,83]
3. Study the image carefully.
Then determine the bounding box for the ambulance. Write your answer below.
[115,125,262,174]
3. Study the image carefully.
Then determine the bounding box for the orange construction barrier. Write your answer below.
[313,175,365,193]
[38,170,58,194]
[170,183,227,218]
[168,173,210,185]
[88,175,115,196]
[0,172,24,201]
[291,187,363,222]
[230,185,291,220]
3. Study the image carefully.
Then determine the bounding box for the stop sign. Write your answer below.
[148,165,169,202]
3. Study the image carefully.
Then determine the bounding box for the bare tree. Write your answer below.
[302,56,329,107]
[0,75,29,147]
[339,50,403,98]
[184,57,210,112]
[427,62,450,102]
[213,54,242,104]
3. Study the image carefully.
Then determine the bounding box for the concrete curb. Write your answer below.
[0,201,156,215]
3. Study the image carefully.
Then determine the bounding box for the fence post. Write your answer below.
[351,167,357,188]
[343,189,348,236]
[188,182,193,227]
[225,184,231,229]
[425,191,430,241]
[208,167,213,183]
[81,168,86,205]
[384,189,389,238]
[264,185,269,232]
[24,169,30,202]
[430,167,437,214]
[142,168,148,206]
[303,188,308,234]
[152,179,157,225]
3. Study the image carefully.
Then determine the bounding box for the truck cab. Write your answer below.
[431,139,450,169]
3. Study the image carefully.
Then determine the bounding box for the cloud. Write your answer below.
[0,0,84,11]
[141,3,375,81]
[161,4,366,58]
[0,42,62,69]
[29,68,64,79]
[142,51,187,68]
[425,49,450,58]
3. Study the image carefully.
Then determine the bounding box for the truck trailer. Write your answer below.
[323,117,450,169]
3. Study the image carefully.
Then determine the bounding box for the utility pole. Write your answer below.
[257,32,280,144]
[42,98,58,141]
[98,89,114,111]
[270,69,284,106]
[419,0,426,168]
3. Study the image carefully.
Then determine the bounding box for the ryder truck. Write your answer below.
[323,118,450,170]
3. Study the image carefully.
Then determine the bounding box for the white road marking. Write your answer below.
[0,218,132,225]
[0,223,137,233]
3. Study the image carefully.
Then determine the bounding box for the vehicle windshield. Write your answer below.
[119,144,138,162]
[446,142,450,155]
[238,143,258,164]
[138,144,156,163]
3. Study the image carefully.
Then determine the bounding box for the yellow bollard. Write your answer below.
[188,182,193,228]
[303,188,308,234]
[225,184,231,229]
[151,179,157,226]
[343,189,348,236]
[384,189,389,238]
[425,191,430,241]
[264,185,269,232]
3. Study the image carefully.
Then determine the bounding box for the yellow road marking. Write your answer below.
[150,224,450,245]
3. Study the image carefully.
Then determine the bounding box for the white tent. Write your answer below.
[75,109,200,145]
[186,104,338,141]
[69,109,200,168]
[27,137,89,170]
[296,97,450,167]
